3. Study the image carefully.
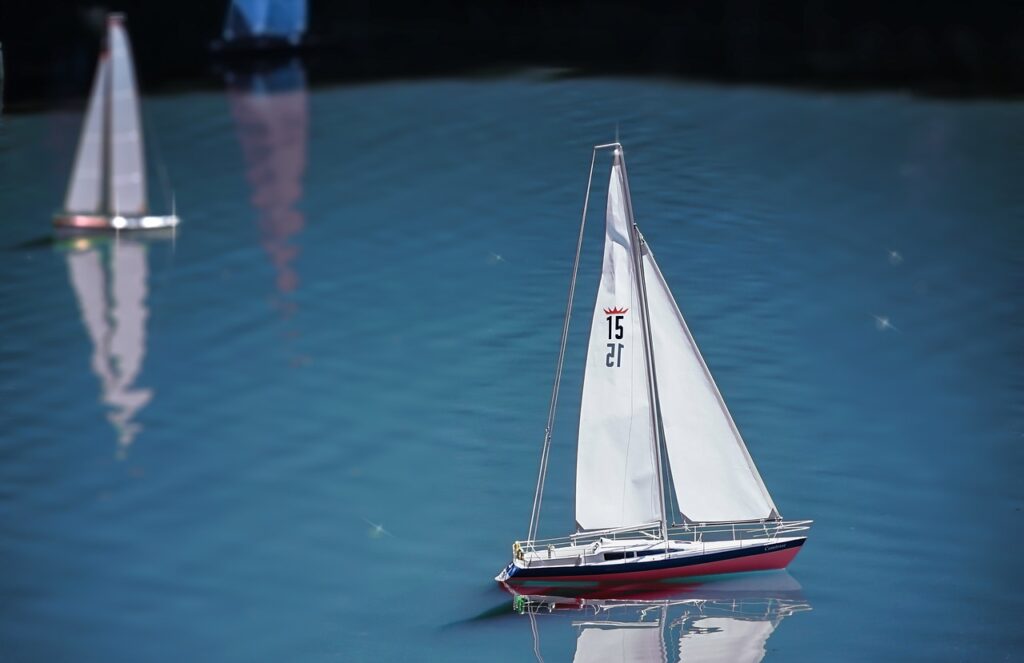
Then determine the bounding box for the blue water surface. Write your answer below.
[0,71,1021,661]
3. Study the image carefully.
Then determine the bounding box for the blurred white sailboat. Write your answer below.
[54,14,179,232]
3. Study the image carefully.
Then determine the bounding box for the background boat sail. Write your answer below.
[54,14,179,231]
[498,144,810,584]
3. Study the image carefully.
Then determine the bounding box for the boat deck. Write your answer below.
[517,535,802,571]
[498,520,812,583]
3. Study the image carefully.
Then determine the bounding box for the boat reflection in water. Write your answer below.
[61,235,164,455]
[507,572,810,662]
[226,58,308,311]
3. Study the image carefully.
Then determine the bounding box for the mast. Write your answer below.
[101,35,112,215]
[527,143,670,542]
[617,146,669,542]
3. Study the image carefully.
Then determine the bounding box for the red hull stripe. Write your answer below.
[503,539,804,584]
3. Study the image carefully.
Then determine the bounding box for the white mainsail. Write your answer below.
[641,245,778,522]
[107,17,147,215]
[573,623,665,663]
[575,152,661,531]
[64,57,109,213]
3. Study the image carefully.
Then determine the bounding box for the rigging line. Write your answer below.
[619,147,669,544]
[527,145,599,543]
[528,608,546,663]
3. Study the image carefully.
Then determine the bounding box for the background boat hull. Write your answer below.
[53,214,180,231]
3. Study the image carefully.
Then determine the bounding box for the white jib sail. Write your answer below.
[107,18,147,215]
[640,243,777,522]
[575,152,662,531]
[64,56,109,213]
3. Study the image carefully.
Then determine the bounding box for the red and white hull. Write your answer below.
[497,537,805,585]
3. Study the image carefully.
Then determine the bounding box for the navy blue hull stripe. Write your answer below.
[505,538,805,580]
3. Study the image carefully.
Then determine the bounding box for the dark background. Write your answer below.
[2,1,1024,108]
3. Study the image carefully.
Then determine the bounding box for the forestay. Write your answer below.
[640,244,777,522]
[64,57,109,213]
[575,153,662,531]
[108,19,147,215]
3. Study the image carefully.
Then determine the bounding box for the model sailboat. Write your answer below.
[54,15,179,232]
[497,144,810,584]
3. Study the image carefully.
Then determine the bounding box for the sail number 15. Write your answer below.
[605,313,625,367]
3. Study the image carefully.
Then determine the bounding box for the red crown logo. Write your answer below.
[603,307,629,315]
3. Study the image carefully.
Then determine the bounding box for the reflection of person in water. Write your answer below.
[226,59,308,306]
[65,238,153,454]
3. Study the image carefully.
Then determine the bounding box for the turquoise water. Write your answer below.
[1,71,1022,661]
